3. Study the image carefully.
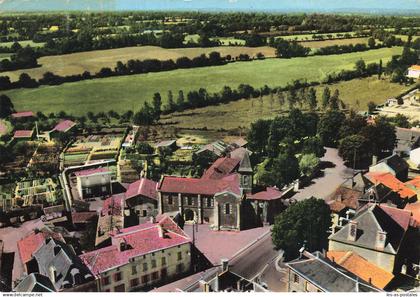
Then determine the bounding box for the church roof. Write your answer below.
[238,150,252,173]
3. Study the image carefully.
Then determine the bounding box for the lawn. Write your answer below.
[2,45,276,81]
[5,47,403,116]
[160,77,413,130]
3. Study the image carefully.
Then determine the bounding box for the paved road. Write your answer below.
[293,147,353,201]
[229,232,279,281]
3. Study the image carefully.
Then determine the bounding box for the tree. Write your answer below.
[133,102,155,126]
[367,101,377,114]
[299,153,320,177]
[338,134,371,168]
[321,87,330,110]
[260,152,300,187]
[360,116,396,156]
[275,39,310,58]
[247,119,272,155]
[355,59,366,76]
[0,94,14,118]
[301,136,326,158]
[166,90,175,112]
[307,88,317,111]
[317,110,346,147]
[287,88,297,110]
[367,37,376,49]
[152,92,162,119]
[177,90,185,110]
[329,89,340,110]
[272,197,331,260]
[392,113,410,128]
[378,59,383,79]
[136,142,154,154]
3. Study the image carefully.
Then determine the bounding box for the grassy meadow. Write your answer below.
[160,77,413,130]
[299,37,369,49]
[5,47,403,116]
[2,45,276,81]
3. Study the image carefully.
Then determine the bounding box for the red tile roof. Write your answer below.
[158,174,241,196]
[74,167,110,177]
[71,212,97,224]
[13,130,33,138]
[328,186,362,213]
[364,172,416,199]
[101,194,124,217]
[53,120,76,132]
[80,216,190,275]
[125,178,157,200]
[405,176,420,190]
[327,251,394,289]
[202,157,240,180]
[11,111,34,118]
[404,202,420,228]
[247,187,283,201]
[18,230,64,264]
[377,204,412,231]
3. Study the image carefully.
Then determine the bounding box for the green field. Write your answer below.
[160,77,413,130]
[2,45,276,81]
[279,31,361,41]
[5,47,403,116]
[0,53,11,60]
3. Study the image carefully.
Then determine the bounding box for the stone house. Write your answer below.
[247,187,285,225]
[124,178,158,223]
[80,215,191,292]
[74,167,112,200]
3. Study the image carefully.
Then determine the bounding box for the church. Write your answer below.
[157,150,253,231]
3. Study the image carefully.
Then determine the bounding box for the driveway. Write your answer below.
[293,147,353,201]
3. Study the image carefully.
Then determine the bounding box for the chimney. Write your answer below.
[372,155,378,166]
[221,258,229,272]
[150,216,156,224]
[375,230,387,250]
[158,225,164,238]
[337,194,342,202]
[198,280,209,292]
[347,220,358,241]
[49,266,57,284]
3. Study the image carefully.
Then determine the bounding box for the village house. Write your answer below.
[369,154,409,181]
[155,140,178,155]
[10,111,35,119]
[95,194,125,247]
[327,185,362,228]
[328,204,416,275]
[286,250,380,292]
[80,215,191,292]
[124,178,158,223]
[247,187,286,225]
[74,167,113,200]
[16,236,96,292]
[409,147,420,170]
[407,65,420,79]
[363,172,417,206]
[326,251,394,290]
[13,129,34,141]
[46,119,77,141]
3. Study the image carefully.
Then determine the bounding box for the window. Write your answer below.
[102,186,107,192]
[187,196,193,206]
[177,251,182,261]
[161,268,168,279]
[225,203,231,215]
[131,266,137,275]
[101,276,110,286]
[114,272,122,282]
[152,271,159,281]
[293,273,299,283]
[206,197,212,207]
[130,278,139,288]
[176,263,184,273]
[85,188,92,194]
[142,210,147,217]
[151,259,157,268]
[141,274,149,284]
[161,257,166,266]
[168,196,173,205]
[143,262,148,272]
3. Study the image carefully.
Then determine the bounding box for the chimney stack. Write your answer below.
[198,280,209,292]
[347,220,358,241]
[372,155,378,166]
[375,230,387,250]
[150,216,156,224]
[158,225,164,238]
[221,258,229,272]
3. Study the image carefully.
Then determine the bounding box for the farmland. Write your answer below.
[1,45,276,81]
[0,40,45,48]
[160,77,413,130]
[5,46,403,116]
[299,37,369,49]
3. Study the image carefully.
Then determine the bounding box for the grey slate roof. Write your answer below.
[286,251,380,292]
[14,273,56,292]
[329,204,406,254]
[29,238,94,291]
[379,154,409,175]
